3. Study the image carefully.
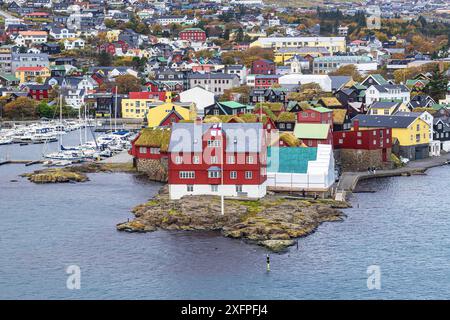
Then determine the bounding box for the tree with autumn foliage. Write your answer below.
[3,97,38,120]
[114,75,142,94]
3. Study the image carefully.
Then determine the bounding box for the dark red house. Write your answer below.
[25,84,50,101]
[251,59,276,75]
[97,41,129,55]
[167,122,267,199]
[254,75,280,88]
[297,107,333,125]
[179,28,206,42]
[333,119,392,171]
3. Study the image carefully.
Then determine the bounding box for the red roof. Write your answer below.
[15,66,47,72]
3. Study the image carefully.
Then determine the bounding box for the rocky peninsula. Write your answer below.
[21,162,136,184]
[117,186,350,252]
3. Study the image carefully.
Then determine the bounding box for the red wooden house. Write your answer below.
[167,122,267,199]
[254,75,279,88]
[297,107,333,125]
[251,59,276,75]
[129,128,170,161]
[25,84,50,100]
[333,119,392,170]
[179,28,207,42]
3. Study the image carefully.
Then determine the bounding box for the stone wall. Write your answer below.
[337,148,392,172]
[136,158,168,182]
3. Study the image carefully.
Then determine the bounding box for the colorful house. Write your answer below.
[129,127,171,181]
[367,101,409,115]
[352,114,430,160]
[121,91,173,119]
[15,66,50,83]
[333,119,392,171]
[146,101,196,127]
[297,107,333,125]
[168,122,267,200]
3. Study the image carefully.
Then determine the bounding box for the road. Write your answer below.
[337,154,450,192]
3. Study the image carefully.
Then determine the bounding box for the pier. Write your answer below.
[0,160,43,166]
[335,154,450,200]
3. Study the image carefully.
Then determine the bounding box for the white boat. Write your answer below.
[0,137,13,145]
[44,150,87,161]
[42,160,73,167]
[31,133,58,144]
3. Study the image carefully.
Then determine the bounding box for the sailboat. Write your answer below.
[43,95,87,162]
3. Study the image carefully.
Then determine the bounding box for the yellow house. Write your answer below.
[106,30,121,42]
[122,92,176,119]
[355,114,430,160]
[274,48,328,64]
[147,101,196,127]
[250,36,346,54]
[368,102,410,116]
[15,66,50,84]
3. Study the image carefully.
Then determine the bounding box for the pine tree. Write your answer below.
[425,66,448,101]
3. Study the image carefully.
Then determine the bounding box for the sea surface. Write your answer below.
[1,131,450,299]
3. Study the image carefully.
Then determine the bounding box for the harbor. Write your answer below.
[0,118,138,167]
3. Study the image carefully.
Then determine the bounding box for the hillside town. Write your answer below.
[0,0,450,201]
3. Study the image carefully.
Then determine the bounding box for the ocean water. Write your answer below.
[1,131,450,299]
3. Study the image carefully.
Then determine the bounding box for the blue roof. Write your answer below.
[267,147,317,174]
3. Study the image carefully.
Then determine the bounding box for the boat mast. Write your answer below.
[59,94,63,149]
[114,85,118,132]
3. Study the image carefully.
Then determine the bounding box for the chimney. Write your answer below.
[353,119,360,131]
[195,116,202,125]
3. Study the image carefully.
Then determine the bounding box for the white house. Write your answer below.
[50,28,77,40]
[365,84,410,106]
[12,31,48,47]
[64,38,86,50]
[179,86,215,116]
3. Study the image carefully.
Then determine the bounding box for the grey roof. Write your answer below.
[329,76,351,91]
[372,84,410,92]
[168,122,264,153]
[370,101,400,109]
[352,115,417,128]
[394,111,423,117]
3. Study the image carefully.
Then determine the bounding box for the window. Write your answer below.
[357,139,362,145]
[417,124,420,131]
[230,171,237,179]
[338,139,343,144]
[179,171,195,179]
[150,148,160,154]
[207,139,221,147]
[210,156,218,164]
[139,147,147,154]
[245,171,252,179]
[228,155,235,164]
[416,134,420,142]
[187,185,193,192]
[211,185,218,192]
[175,156,182,164]
[208,171,221,178]
[246,156,254,164]
[193,155,200,164]
[236,185,242,193]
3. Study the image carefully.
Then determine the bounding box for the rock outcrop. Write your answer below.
[22,169,88,183]
[118,186,350,252]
